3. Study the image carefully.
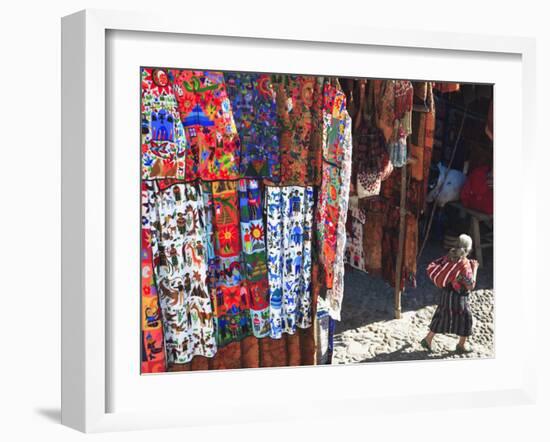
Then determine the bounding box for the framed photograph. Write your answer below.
[61,9,537,433]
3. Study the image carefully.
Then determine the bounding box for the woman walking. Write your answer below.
[421,234,479,353]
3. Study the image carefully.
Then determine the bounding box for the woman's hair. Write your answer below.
[447,234,473,261]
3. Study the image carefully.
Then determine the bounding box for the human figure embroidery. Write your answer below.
[421,234,479,353]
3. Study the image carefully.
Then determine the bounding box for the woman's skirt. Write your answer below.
[429,289,473,337]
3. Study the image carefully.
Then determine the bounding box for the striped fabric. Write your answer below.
[428,289,473,337]
[427,256,475,291]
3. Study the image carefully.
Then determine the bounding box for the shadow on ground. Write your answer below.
[335,241,493,334]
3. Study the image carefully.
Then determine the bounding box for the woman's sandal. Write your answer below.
[455,344,472,354]
[420,338,432,352]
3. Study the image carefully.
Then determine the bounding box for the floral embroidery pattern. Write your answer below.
[211,181,251,346]
[238,179,271,337]
[141,68,187,180]
[265,186,314,338]
[225,73,280,180]
[149,182,217,365]
[316,85,350,290]
[274,75,324,186]
[173,70,241,181]
[326,113,353,320]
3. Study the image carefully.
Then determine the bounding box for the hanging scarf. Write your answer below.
[326,112,353,320]
[238,179,270,338]
[265,185,314,338]
[211,181,251,347]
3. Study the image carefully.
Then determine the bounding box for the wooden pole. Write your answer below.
[394,163,408,319]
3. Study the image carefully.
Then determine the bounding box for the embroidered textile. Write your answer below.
[211,181,251,346]
[316,84,349,292]
[274,75,324,186]
[326,112,353,320]
[173,70,241,181]
[265,186,314,338]
[141,68,187,180]
[238,179,271,337]
[225,72,280,180]
[149,182,217,365]
[344,197,367,272]
[141,181,166,373]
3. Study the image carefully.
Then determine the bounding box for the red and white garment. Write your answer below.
[427,256,476,292]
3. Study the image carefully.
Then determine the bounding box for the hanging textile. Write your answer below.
[316,83,349,292]
[265,185,314,339]
[344,197,367,272]
[172,70,241,181]
[211,181,251,347]
[325,108,353,320]
[149,181,217,365]
[225,72,280,180]
[434,82,461,93]
[238,179,271,337]
[141,68,187,180]
[409,81,436,216]
[200,182,220,346]
[274,75,324,186]
[356,128,392,199]
[308,81,354,320]
[141,181,166,373]
[372,79,413,168]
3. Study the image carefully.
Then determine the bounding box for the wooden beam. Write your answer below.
[394,163,408,319]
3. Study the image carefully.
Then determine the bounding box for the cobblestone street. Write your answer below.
[333,242,494,364]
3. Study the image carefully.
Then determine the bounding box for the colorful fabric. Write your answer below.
[316,84,349,291]
[140,181,166,373]
[141,68,187,180]
[172,70,241,181]
[211,181,251,346]
[326,111,353,320]
[265,186,314,339]
[427,256,476,292]
[238,179,270,338]
[200,182,221,343]
[428,289,473,337]
[344,197,367,271]
[275,75,324,186]
[433,82,461,93]
[149,181,217,365]
[460,165,494,215]
[225,73,280,180]
[356,127,392,199]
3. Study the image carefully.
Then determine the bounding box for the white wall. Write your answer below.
[0,1,547,440]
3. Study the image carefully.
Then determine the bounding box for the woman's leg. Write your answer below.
[423,331,436,347]
[457,336,467,349]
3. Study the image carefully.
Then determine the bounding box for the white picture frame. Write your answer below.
[61,9,537,433]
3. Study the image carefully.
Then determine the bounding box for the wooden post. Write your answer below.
[394,163,408,319]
